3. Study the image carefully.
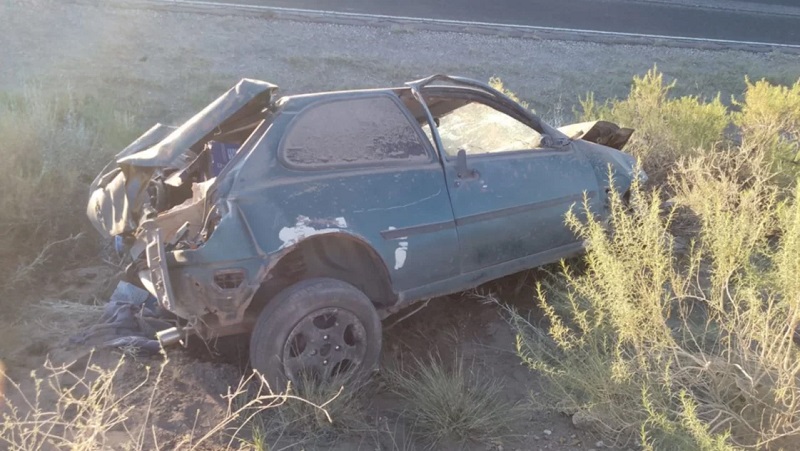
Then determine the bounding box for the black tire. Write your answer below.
[249,278,382,391]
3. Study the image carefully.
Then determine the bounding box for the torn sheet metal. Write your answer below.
[87,124,175,237]
[558,120,634,150]
[118,79,276,169]
[87,79,277,238]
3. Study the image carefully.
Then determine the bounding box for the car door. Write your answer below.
[423,96,601,273]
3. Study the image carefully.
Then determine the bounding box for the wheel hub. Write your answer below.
[282,307,367,383]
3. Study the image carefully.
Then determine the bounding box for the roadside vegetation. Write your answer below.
[2,66,800,449]
[0,353,339,450]
[385,353,519,446]
[508,67,800,449]
[0,87,139,300]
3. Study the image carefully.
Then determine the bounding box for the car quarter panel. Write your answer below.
[228,92,460,296]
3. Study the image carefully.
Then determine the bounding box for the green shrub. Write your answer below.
[0,86,137,292]
[734,77,800,185]
[508,143,800,448]
[578,67,729,183]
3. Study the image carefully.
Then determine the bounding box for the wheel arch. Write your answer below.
[246,232,395,320]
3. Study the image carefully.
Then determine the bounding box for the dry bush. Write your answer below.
[244,373,370,449]
[1,355,151,450]
[384,353,519,447]
[489,76,530,110]
[0,86,138,294]
[507,140,800,448]
[578,66,729,183]
[0,353,334,450]
[734,77,800,186]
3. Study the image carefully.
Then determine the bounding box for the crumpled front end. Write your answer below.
[86,78,277,333]
[560,119,647,186]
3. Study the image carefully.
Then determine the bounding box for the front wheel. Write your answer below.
[249,278,382,391]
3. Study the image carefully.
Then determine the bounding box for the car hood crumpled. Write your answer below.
[87,78,277,238]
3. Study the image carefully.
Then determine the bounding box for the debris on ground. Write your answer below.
[69,281,173,356]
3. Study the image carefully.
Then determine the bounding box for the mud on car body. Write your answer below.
[87,75,642,388]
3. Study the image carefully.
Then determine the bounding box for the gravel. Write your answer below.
[629,0,800,16]
[2,0,799,125]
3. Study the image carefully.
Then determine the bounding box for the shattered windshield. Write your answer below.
[421,101,544,157]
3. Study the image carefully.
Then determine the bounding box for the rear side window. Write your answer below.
[281,95,430,166]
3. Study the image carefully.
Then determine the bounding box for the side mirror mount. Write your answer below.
[456,149,468,178]
[455,149,478,180]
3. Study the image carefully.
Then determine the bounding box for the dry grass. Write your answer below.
[0,300,104,367]
[505,71,800,449]
[384,353,519,447]
[0,86,138,297]
[244,373,372,449]
[0,353,336,450]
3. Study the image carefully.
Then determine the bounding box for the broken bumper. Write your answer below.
[138,206,266,336]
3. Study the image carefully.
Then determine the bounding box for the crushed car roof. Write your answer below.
[117,78,277,169]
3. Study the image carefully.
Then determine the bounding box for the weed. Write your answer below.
[385,353,518,447]
[244,373,370,449]
[0,85,138,296]
[734,77,800,186]
[490,76,531,111]
[0,353,334,450]
[577,66,729,183]
[508,148,800,448]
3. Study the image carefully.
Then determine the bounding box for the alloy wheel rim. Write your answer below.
[282,307,368,384]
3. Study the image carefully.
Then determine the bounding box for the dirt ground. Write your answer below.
[2,266,599,450]
[2,0,799,449]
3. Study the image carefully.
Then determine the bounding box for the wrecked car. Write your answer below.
[87,75,642,388]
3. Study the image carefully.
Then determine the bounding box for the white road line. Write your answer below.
[156,0,800,49]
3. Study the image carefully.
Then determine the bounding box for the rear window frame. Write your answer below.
[278,92,437,171]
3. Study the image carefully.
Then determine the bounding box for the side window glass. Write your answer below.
[282,96,429,166]
[422,102,544,157]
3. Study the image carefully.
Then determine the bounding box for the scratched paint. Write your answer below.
[394,241,409,270]
[387,227,410,270]
[278,215,347,249]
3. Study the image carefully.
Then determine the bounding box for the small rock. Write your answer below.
[596,440,606,448]
[532,435,540,440]
[543,429,552,436]
[572,409,597,430]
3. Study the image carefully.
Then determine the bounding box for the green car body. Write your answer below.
[88,75,642,340]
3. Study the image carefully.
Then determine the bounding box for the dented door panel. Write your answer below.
[445,147,600,272]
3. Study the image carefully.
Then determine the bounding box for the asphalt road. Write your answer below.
[203,0,800,45]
